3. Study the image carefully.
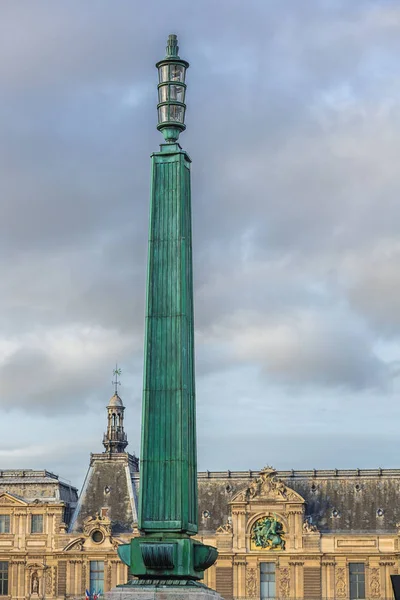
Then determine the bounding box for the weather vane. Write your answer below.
[112,364,121,394]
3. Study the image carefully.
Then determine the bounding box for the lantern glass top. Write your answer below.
[158,64,186,84]
[156,35,189,143]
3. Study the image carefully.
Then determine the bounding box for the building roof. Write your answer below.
[196,468,400,535]
[107,393,124,408]
[69,452,139,534]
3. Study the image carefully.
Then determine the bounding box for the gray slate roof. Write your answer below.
[197,469,400,534]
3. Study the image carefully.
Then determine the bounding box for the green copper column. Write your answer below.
[140,142,196,534]
[117,35,217,583]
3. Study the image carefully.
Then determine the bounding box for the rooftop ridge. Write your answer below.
[196,468,400,479]
[0,469,59,479]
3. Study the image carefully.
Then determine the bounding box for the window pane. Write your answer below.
[158,105,168,123]
[349,564,365,600]
[0,562,8,596]
[260,563,275,600]
[169,105,185,123]
[0,516,10,534]
[31,514,43,533]
[90,561,104,596]
[158,65,169,83]
[170,65,185,82]
[158,85,168,103]
[169,85,185,103]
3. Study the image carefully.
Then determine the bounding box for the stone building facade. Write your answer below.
[194,466,400,600]
[0,393,137,599]
[1,397,399,599]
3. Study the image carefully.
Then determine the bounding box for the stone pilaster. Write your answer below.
[289,560,304,599]
[321,560,336,599]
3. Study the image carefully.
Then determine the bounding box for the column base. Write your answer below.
[118,537,218,581]
[105,581,224,600]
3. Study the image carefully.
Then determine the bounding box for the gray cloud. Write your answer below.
[0,0,400,482]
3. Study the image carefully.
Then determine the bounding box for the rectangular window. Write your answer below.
[31,514,43,534]
[349,563,365,600]
[0,516,10,534]
[260,562,275,600]
[0,562,8,595]
[90,561,104,596]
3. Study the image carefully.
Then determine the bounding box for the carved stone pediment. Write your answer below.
[83,511,111,536]
[63,538,85,552]
[231,467,304,504]
[0,492,28,506]
[26,562,46,570]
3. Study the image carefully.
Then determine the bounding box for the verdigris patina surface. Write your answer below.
[114,34,217,584]
[251,515,286,550]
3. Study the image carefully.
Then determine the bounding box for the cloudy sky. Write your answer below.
[1,0,400,489]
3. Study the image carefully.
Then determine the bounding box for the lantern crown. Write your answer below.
[156,34,189,143]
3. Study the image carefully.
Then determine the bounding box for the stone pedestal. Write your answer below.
[105,582,224,600]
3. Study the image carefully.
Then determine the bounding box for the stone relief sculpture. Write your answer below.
[279,567,290,598]
[251,514,285,550]
[45,569,52,596]
[336,567,347,598]
[243,467,300,502]
[83,512,111,536]
[246,567,257,598]
[370,568,380,598]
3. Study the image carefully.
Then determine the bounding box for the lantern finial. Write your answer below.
[156,35,189,143]
[166,34,179,58]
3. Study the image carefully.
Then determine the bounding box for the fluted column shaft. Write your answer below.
[139,143,197,535]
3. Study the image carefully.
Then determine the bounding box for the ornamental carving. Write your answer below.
[111,537,123,550]
[216,520,233,533]
[53,567,57,598]
[81,563,86,591]
[370,568,380,599]
[233,467,303,503]
[246,567,257,598]
[279,567,290,598]
[251,514,285,550]
[63,537,84,552]
[83,511,111,536]
[336,567,346,598]
[45,570,52,596]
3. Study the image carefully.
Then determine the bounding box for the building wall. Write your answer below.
[0,491,131,599]
[195,468,400,600]
[1,466,400,599]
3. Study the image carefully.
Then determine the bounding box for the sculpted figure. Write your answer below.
[251,515,285,550]
[248,479,259,499]
[271,476,287,497]
[32,571,39,593]
[303,518,317,533]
